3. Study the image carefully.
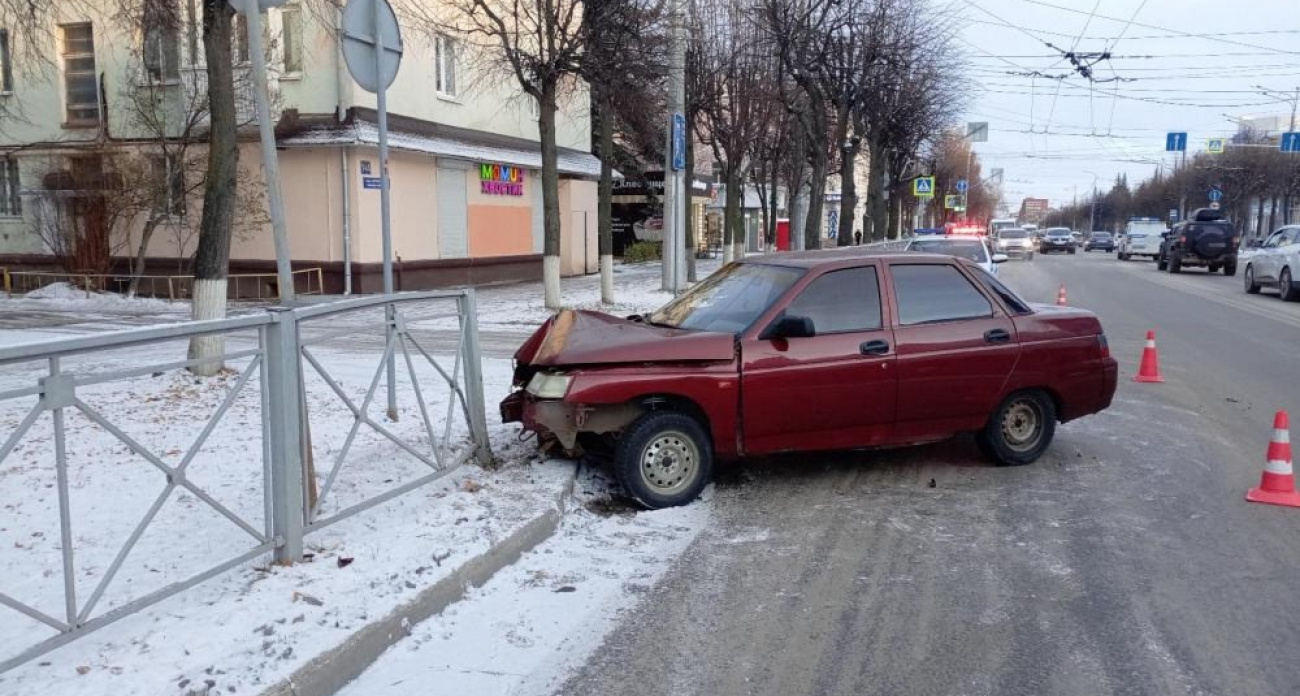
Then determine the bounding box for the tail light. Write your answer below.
[1097,334,1110,359]
[1180,235,1189,245]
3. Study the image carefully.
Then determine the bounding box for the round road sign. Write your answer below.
[341,0,404,94]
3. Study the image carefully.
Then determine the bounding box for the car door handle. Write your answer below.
[984,329,1011,344]
[860,339,890,355]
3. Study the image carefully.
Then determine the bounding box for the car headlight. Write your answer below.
[526,371,572,399]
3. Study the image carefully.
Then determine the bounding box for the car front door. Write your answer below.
[1253,230,1285,282]
[887,261,1021,441]
[739,264,897,455]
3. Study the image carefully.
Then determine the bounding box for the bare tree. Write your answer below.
[417,0,585,309]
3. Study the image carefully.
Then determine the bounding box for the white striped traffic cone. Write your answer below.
[1246,410,1300,508]
[1056,284,1067,306]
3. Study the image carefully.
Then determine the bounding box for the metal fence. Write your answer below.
[2,267,325,300]
[0,290,489,672]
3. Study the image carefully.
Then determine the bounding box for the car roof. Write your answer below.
[741,248,959,269]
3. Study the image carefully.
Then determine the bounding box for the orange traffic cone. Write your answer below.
[1056,284,1068,306]
[1133,330,1164,383]
[1246,410,1300,508]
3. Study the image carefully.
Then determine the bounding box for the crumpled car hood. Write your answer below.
[514,310,735,366]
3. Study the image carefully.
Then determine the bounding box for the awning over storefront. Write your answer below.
[279,109,601,179]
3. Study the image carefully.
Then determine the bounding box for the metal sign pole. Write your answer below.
[372,0,397,420]
[240,0,296,303]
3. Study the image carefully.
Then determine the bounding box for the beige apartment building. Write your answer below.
[0,3,600,295]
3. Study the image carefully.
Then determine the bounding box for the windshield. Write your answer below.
[649,262,803,333]
[1090,232,1112,239]
[908,238,989,263]
[999,230,1028,239]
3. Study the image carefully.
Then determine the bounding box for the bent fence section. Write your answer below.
[0,290,490,672]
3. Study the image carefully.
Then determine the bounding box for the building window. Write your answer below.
[435,34,457,98]
[143,1,181,83]
[234,14,249,63]
[0,29,13,93]
[281,3,302,73]
[61,23,100,125]
[0,156,20,217]
[151,154,185,217]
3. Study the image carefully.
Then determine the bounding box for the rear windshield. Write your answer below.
[1090,232,1112,239]
[1046,229,1072,237]
[970,266,1032,314]
[907,238,989,263]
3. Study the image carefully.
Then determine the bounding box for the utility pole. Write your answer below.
[239,0,295,303]
[662,0,686,292]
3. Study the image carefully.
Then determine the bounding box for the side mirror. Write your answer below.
[762,314,816,340]
[991,253,1009,264]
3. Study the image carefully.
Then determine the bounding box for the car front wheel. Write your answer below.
[977,390,1057,466]
[1245,264,1261,294]
[614,411,713,509]
[1281,267,1300,302]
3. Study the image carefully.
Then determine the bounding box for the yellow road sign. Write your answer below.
[1207,138,1225,154]
[913,176,935,197]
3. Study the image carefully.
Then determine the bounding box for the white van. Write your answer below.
[1118,219,1167,260]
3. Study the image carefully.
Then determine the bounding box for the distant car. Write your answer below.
[906,235,1008,275]
[1117,219,1167,260]
[1243,225,1300,300]
[993,228,1035,260]
[1084,231,1115,252]
[502,250,1119,508]
[1040,228,1076,254]
[1071,231,1084,247]
[1157,208,1238,275]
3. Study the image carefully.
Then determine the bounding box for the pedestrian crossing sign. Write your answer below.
[913,176,935,197]
[1207,138,1225,154]
[945,194,960,210]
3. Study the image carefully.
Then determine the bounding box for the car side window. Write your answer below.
[1264,232,1283,248]
[1281,230,1299,247]
[891,264,994,326]
[785,266,883,333]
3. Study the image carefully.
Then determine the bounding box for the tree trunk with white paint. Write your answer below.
[188,0,239,376]
[597,87,616,304]
[539,82,563,310]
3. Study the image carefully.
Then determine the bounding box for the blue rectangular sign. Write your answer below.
[1166,132,1187,152]
[1281,132,1300,153]
[671,113,686,171]
[363,177,383,189]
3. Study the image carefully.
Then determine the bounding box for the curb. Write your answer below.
[257,464,577,696]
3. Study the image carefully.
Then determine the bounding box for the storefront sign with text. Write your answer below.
[479,163,524,196]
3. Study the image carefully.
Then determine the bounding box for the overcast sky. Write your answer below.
[954,0,1299,215]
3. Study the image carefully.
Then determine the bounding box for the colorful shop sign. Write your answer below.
[479,163,525,196]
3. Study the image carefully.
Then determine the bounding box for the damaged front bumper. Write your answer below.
[501,391,643,452]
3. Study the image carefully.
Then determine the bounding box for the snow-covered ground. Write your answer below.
[337,470,711,696]
[0,263,720,695]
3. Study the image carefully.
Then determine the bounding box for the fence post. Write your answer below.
[264,307,305,564]
[457,289,493,466]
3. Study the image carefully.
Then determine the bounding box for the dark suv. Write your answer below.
[1157,208,1238,275]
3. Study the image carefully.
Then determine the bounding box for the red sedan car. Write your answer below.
[502,250,1118,508]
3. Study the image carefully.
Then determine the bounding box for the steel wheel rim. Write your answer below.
[639,430,700,495]
[1001,399,1044,454]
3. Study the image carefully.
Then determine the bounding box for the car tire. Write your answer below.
[613,411,713,509]
[1281,267,1300,302]
[1169,256,1182,274]
[1245,264,1261,294]
[1156,255,1167,270]
[1208,264,1220,273]
[977,390,1057,466]
[1119,251,1129,261]
[1068,248,1076,255]
[1223,261,1237,277]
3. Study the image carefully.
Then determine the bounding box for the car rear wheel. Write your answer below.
[1281,267,1300,302]
[1223,261,1237,277]
[1245,264,1261,294]
[614,411,713,509]
[1068,248,1076,255]
[977,390,1057,466]
[1155,255,1167,270]
[1168,256,1182,273]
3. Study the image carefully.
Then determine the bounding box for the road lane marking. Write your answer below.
[1111,261,1300,329]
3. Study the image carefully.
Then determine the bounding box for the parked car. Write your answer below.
[1040,228,1076,254]
[502,251,1119,508]
[1243,225,1300,300]
[905,235,1008,275]
[993,228,1035,260]
[1157,208,1238,275]
[1117,218,1167,260]
[1084,231,1115,252]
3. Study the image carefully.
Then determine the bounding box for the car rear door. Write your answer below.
[887,260,1020,441]
[1253,230,1284,282]
[739,264,897,454]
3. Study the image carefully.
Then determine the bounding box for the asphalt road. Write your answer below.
[555,250,1300,696]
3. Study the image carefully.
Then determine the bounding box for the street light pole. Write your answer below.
[1084,170,1098,232]
[662,0,685,292]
